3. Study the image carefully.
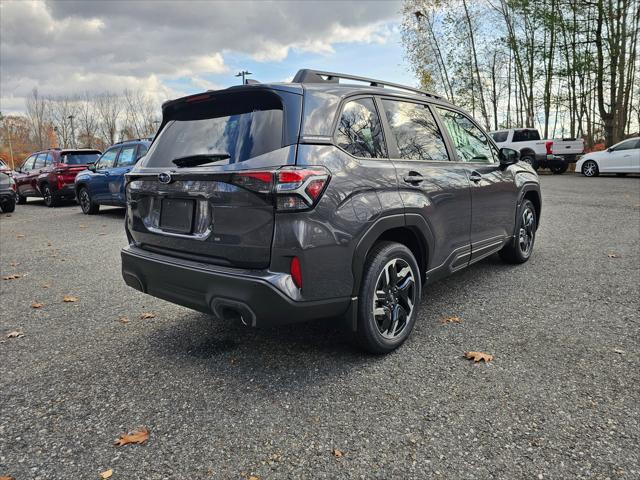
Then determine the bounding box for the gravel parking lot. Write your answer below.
[1,174,639,480]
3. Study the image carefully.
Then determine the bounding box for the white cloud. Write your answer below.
[0,0,401,114]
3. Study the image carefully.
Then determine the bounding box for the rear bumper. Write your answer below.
[121,245,351,327]
[53,184,76,199]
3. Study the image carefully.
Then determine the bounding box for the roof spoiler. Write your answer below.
[292,69,441,100]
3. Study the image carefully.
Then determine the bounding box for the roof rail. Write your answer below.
[292,69,441,100]
[113,137,152,146]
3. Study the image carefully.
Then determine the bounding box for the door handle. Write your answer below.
[469,171,482,182]
[104,171,110,176]
[403,172,424,185]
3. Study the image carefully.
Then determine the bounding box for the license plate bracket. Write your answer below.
[159,198,195,234]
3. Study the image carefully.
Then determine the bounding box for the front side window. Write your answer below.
[491,131,509,143]
[436,108,496,164]
[612,139,639,151]
[96,149,119,170]
[512,129,541,142]
[22,155,36,171]
[382,100,449,162]
[335,98,387,158]
[117,146,137,167]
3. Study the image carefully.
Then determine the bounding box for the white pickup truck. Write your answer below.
[490,128,584,174]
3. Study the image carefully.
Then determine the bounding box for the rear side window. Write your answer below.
[382,100,448,162]
[117,146,137,167]
[512,130,541,142]
[136,143,149,159]
[34,153,47,169]
[145,91,284,168]
[335,98,387,158]
[61,152,100,165]
[436,108,496,164]
[491,131,508,143]
[44,152,55,166]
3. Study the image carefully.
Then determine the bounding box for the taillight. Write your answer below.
[10,182,16,192]
[545,141,553,155]
[230,170,273,194]
[290,256,302,289]
[275,166,330,211]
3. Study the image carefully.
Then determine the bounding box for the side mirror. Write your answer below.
[87,163,96,172]
[499,147,519,166]
[606,147,612,152]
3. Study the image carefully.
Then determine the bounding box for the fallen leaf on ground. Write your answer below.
[6,331,24,339]
[79,224,88,228]
[140,312,156,319]
[440,315,461,324]
[42,284,50,288]
[331,448,344,458]
[63,295,79,303]
[613,348,625,354]
[607,253,619,258]
[9,261,20,267]
[464,351,493,363]
[31,302,44,309]
[16,234,25,239]
[2,274,22,280]
[97,233,107,236]
[47,241,52,246]
[114,427,149,447]
[1,475,16,480]
[247,476,261,480]
[99,469,113,479]
[119,316,130,324]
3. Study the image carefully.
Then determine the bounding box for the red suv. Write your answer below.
[15,148,101,207]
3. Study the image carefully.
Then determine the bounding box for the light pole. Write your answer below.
[67,114,76,148]
[235,70,253,85]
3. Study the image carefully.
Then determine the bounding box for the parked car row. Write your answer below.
[7,138,150,213]
[575,137,640,176]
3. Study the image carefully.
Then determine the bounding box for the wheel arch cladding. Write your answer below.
[353,217,430,296]
[523,190,541,226]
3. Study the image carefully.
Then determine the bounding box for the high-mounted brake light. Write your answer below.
[545,141,553,155]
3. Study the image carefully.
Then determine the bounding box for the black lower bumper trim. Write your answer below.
[121,245,351,327]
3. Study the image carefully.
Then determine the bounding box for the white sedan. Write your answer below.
[576,137,640,176]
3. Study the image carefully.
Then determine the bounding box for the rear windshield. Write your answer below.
[145,91,284,168]
[512,130,541,142]
[61,152,100,164]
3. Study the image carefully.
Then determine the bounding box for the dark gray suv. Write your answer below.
[121,69,541,353]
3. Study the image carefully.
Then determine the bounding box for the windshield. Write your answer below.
[61,153,100,165]
[144,91,284,168]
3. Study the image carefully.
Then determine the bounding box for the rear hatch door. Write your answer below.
[126,87,302,269]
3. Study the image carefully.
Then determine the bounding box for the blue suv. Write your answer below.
[75,139,150,214]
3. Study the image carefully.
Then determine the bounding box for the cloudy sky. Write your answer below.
[0,0,412,115]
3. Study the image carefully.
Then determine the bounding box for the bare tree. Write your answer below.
[95,92,123,145]
[48,96,78,149]
[25,88,50,149]
[76,92,101,148]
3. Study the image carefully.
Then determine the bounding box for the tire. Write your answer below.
[354,241,421,354]
[582,160,599,177]
[16,193,27,205]
[78,187,99,214]
[1,199,16,213]
[521,155,539,171]
[42,183,59,207]
[550,163,568,174]
[500,199,537,264]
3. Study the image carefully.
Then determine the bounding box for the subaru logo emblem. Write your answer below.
[158,172,172,184]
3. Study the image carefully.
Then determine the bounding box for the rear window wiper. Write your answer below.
[171,153,230,168]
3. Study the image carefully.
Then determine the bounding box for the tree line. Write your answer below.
[401,0,640,147]
[0,89,159,168]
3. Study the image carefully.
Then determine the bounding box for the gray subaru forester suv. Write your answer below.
[121,69,541,354]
